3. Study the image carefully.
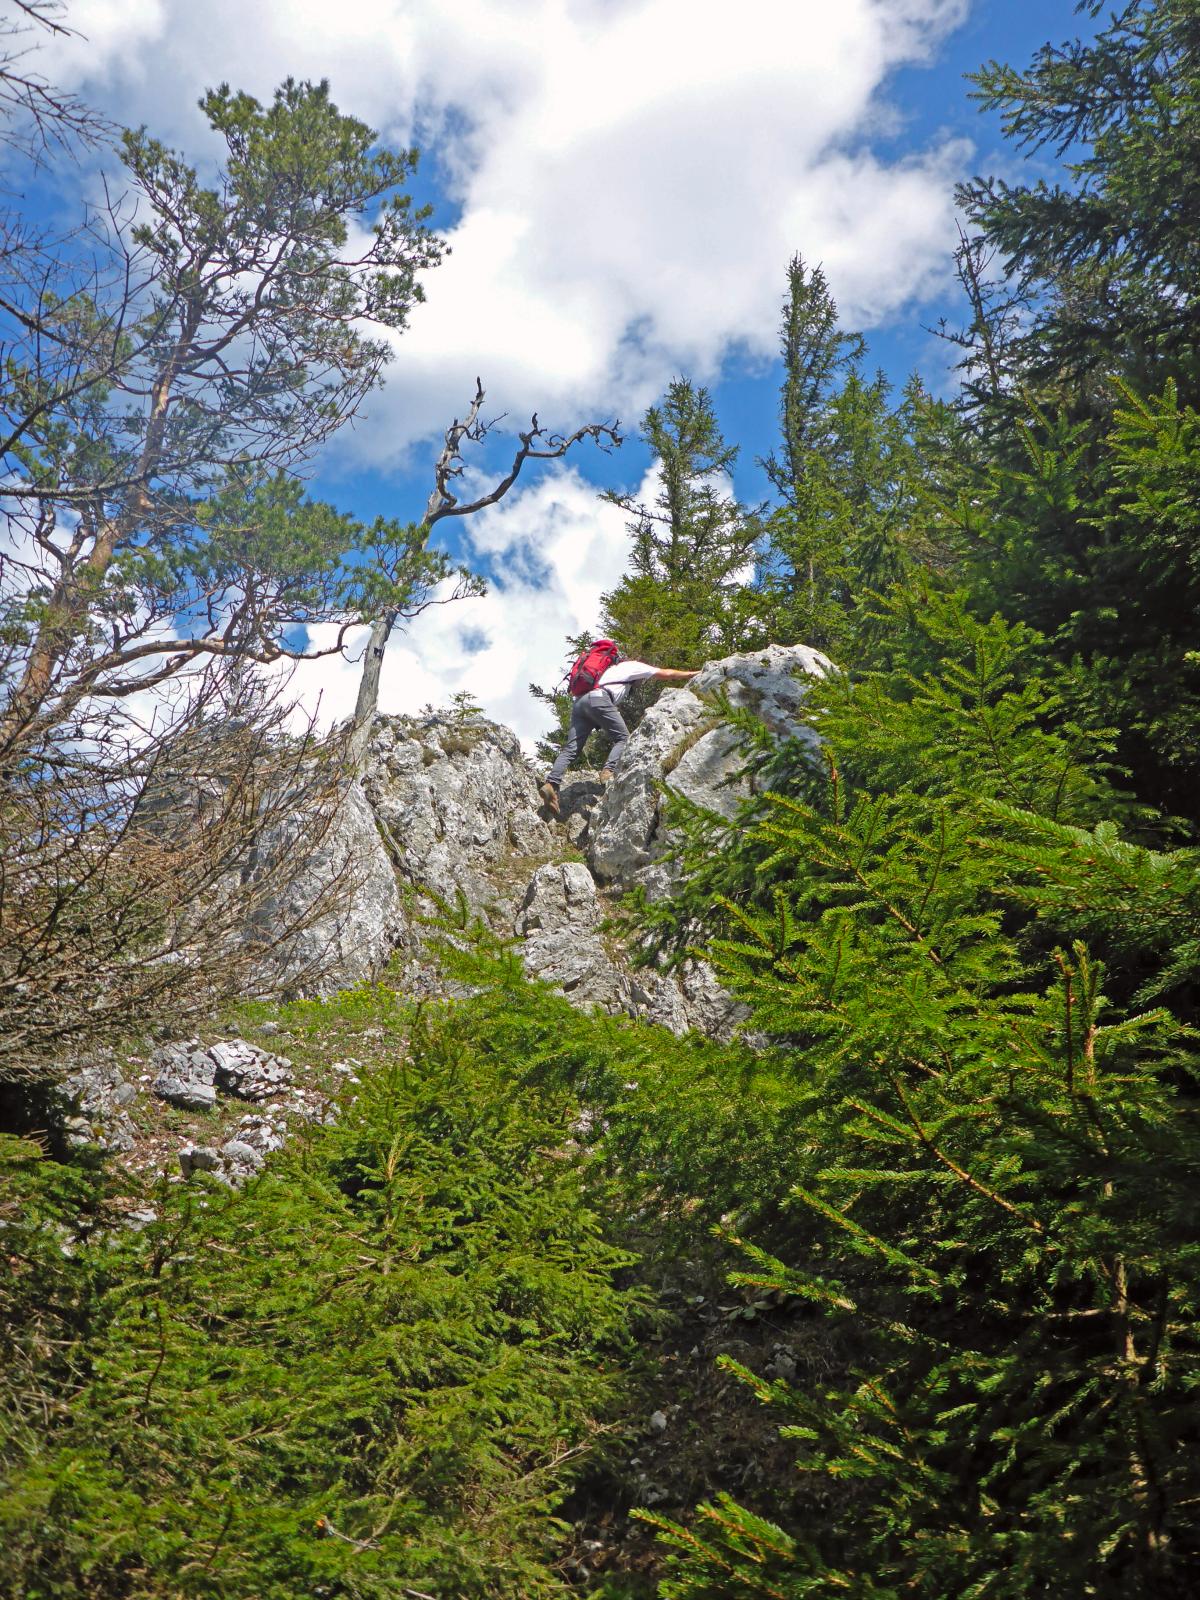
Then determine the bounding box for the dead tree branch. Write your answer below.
[350,378,620,763]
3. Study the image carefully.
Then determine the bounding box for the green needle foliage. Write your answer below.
[0,998,640,1600]
[758,258,959,660]
[635,590,1200,1596]
[6,8,1200,1598]
[602,379,766,669]
[957,0,1200,401]
[945,378,1200,826]
[947,0,1200,823]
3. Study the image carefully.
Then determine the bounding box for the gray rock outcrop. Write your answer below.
[149,1041,330,1187]
[152,1041,219,1110]
[100,644,827,1189]
[242,780,403,996]
[253,712,557,995]
[588,643,831,890]
[243,644,828,1036]
[516,861,629,1011]
[365,713,552,912]
[152,1038,293,1109]
[64,1052,139,1151]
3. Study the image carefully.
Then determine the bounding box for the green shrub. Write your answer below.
[636,592,1200,1596]
[0,1002,640,1599]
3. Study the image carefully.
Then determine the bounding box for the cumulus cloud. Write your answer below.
[287,465,636,751]
[46,0,973,463]
[39,0,976,750]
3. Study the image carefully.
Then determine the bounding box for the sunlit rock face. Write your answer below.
[587,643,831,889]
[363,713,552,909]
[255,644,830,1036]
[255,713,552,995]
[515,861,630,1012]
[241,779,405,997]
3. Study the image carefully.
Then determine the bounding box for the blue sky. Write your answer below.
[34,0,1094,744]
[312,0,1091,523]
[704,0,1097,509]
[294,0,1092,546]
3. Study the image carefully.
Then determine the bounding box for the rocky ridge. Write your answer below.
[68,643,830,1177]
[285,641,830,1017]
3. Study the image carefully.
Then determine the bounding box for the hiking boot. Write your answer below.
[599,768,614,783]
[539,782,561,817]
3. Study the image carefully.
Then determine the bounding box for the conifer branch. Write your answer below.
[877,1075,1047,1236]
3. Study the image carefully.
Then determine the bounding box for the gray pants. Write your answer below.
[546,689,629,786]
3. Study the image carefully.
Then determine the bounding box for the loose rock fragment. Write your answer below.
[152,1041,218,1110]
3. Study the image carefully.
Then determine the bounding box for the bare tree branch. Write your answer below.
[349,379,621,764]
[0,665,360,1084]
[0,0,111,158]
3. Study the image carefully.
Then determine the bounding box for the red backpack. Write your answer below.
[567,640,621,698]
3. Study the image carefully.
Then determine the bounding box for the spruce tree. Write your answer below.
[601,379,765,668]
[950,383,1200,825]
[944,1,1200,823]
[637,589,1200,1596]
[957,0,1200,405]
[0,993,641,1600]
[758,259,955,657]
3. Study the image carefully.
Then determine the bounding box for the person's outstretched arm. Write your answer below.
[653,667,699,681]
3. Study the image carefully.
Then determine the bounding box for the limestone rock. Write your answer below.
[229,713,553,1000]
[243,780,403,996]
[587,687,711,884]
[516,862,630,1012]
[556,775,605,851]
[515,861,599,936]
[233,1113,287,1156]
[64,1051,138,1151]
[207,1040,293,1101]
[364,713,552,930]
[228,647,827,1047]
[694,642,831,736]
[178,1143,222,1177]
[631,959,748,1042]
[152,1039,293,1109]
[152,1041,217,1110]
[589,643,831,889]
[220,1139,265,1178]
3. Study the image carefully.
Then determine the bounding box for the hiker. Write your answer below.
[539,640,698,816]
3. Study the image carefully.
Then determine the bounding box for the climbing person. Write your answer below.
[538,639,698,817]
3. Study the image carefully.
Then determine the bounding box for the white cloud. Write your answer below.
[286,464,635,753]
[46,0,973,461]
[39,0,976,749]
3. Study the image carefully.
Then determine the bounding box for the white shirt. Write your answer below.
[596,659,658,703]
